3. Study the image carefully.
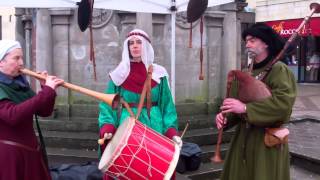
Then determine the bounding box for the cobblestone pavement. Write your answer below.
[290,165,320,180]
[292,83,320,120]
[290,84,320,180]
[289,120,320,161]
[289,120,320,180]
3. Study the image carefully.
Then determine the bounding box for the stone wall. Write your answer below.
[15,2,254,118]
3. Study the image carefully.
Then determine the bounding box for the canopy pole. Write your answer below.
[170,0,176,102]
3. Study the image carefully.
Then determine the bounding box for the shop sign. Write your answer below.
[265,17,320,37]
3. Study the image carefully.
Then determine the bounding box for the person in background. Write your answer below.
[309,50,320,81]
[0,40,64,180]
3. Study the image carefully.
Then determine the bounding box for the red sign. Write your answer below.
[265,17,320,37]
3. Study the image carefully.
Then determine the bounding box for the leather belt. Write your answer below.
[128,102,158,108]
[0,139,39,152]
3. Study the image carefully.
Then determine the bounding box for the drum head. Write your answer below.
[98,117,135,172]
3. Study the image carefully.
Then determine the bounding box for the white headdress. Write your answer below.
[0,40,21,61]
[109,29,168,86]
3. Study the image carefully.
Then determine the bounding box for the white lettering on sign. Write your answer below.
[272,22,312,36]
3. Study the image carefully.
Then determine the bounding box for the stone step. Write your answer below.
[41,131,99,150]
[41,127,234,150]
[36,114,216,132]
[178,114,216,130]
[199,144,229,163]
[54,103,213,119]
[182,127,235,146]
[290,164,320,180]
[290,151,320,175]
[47,147,98,167]
[183,162,223,180]
[46,142,231,167]
[36,119,99,133]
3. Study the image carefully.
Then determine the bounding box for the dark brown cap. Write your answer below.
[187,0,208,23]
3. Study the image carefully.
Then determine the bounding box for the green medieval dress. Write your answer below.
[220,61,297,180]
[98,76,178,138]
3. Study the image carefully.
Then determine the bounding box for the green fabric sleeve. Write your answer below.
[98,81,119,128]
[246,63,297,127]
[159,77,178,132]
[0,88,10,101]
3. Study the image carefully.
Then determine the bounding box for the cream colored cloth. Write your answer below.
[0,40,21,61]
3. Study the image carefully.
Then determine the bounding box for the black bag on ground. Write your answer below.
[176,142,202,173]
[50,161,103,180]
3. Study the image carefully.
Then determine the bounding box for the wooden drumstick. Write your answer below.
[180,120,190,139]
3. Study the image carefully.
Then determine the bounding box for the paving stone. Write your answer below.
[289,120,320,161]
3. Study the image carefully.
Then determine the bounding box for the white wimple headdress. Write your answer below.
[109,29,168,86]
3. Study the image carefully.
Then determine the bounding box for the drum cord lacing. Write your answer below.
[110,124,153,179]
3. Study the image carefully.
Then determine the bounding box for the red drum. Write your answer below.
[98,117,180,180]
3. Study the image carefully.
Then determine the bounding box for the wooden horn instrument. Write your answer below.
[20,68,120,109]
[211,2,320,164]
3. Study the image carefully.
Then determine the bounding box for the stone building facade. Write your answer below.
[254,0,320,83]
[11,2,254,118]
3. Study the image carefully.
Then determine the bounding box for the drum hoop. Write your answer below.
[99,118,135,172]
[135,120,174,145]
[164,143,181,180]
[108,118,135,170]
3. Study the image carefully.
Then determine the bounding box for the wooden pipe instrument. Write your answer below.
[211,2,320,164]
[210,72,233,163]
[20,68,120,109]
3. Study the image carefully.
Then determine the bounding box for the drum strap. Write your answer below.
[136,65,153,119]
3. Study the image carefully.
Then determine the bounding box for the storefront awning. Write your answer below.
[265,17,320,38]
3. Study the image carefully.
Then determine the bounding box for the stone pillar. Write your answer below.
[21,9,33,71]
[220,2,242,98]
[36,9,53,74]
[15,8,25,47]
[136,13,153,40]
[118,12,136,41]
[50,8,73,118]
[205,11,225,113]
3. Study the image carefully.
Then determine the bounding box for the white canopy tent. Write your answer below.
[0,0,234,100]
